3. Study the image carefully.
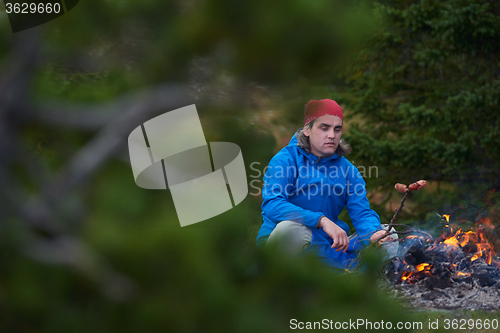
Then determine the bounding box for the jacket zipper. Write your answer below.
[320,192,327,212]
[318,160,327,212]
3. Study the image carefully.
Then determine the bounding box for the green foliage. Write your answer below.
[177,0,380,83]
[27,0,382,86]
[0,161,411,332]
[341,0,500,190]
[34,63,135,102]
[331,0,500,226]
[7,0,498,330]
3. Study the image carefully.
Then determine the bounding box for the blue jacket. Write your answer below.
[256,134,382,269]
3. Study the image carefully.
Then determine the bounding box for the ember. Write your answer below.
[383,184,500,310]
[387,215,500,288]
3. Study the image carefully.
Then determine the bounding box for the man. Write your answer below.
[256,99,395,269]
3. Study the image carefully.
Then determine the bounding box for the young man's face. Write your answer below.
[303,115,343,157]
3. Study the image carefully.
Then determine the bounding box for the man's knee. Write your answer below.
[267,221,313,255]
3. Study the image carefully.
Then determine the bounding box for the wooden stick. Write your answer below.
[388,190,410,230]
[376,191,411,242]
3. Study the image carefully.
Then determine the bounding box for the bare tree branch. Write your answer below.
[30,83,191,130]
[0,32,194,301]
[0,29,40,116]
[0,29,42,223]
[387,191,410,230]
[42,83,191,201]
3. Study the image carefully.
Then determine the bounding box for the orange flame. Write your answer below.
[437,215,497,265]
[416,263,432,273]
[400,212,498,284]
[401,263,434,283]
[443,236,460,247]
[476,217,494,229]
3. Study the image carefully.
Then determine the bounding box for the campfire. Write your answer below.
[388,214,500,289]
[381,182,500,310]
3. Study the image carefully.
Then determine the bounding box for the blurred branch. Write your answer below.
[3,180,137,301]
[31,84,191,130]
[41,83,191,201]
[0,30,40,117]
[27,236,137,301]
[0,31,194,302]
[0,30,41,204]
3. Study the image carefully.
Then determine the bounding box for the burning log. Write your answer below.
[387,214,500,297]
[382,186,500,310]
[353,180,433,270]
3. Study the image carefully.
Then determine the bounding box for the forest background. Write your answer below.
[1,0,500,332]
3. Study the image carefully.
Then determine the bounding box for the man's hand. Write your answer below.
[370,230,390,244]
[318,217,349,253]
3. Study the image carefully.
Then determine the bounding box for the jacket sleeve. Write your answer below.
[261,154,324,229]
[345,164,382,242]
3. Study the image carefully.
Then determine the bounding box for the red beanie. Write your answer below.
[304,99,343,125]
